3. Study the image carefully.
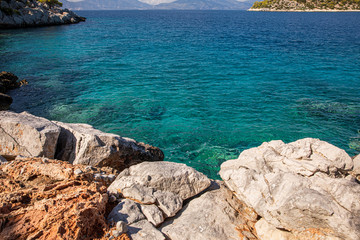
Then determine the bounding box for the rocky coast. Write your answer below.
[0,0,85,28]
[0,108,359,240]
[249,0,360,11]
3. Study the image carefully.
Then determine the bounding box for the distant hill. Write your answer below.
[250,0,360,11]
[155,0,253,9]
[62,0,255,10]
[62,0,151,10]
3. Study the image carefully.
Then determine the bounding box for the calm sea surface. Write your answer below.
[1,11,360,178]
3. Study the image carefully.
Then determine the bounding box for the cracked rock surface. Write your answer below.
[0,111,164,170]
[160,181,259,240]
[54,121,164,171]
[0,157,129,240]
[0,111,60,159]
[220,138,360,240]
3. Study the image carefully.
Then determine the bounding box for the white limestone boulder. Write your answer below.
[128,220,165,240]
[107,161,211,236]
[54,121,164,170]
[160,182,256,240]
[0,111,60,159]
[220,138,360,240]
[108,161,211,201]
[108,199,146,225]
[353,154,360,175]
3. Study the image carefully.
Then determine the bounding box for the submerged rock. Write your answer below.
[0,111,61,159]
[54,121,164,170]
[0,93,12,110]
[220,138,360,240]
[0,71,20,92]
[0,71,26,110]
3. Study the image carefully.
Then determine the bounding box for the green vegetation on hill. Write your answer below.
[38,0,63,7]
[251,0,360,10]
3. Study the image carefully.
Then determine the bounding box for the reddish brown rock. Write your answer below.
[0,157,127,240]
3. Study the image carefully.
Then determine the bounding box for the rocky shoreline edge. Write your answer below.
[0,0,85,29]
[1,107,359,239]
[248,8,360,11]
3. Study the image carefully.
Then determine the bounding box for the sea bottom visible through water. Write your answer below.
[1,10,360,179]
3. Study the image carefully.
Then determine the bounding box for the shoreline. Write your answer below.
[248,8,360,12]
[1,110,359,239]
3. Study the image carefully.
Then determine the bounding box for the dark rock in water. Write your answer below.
[0,71,28,111]
[0,93,12,110]
[0,0,85,29]
[147,105,166,120]
[0,71,27,110]
[0,71,19,92]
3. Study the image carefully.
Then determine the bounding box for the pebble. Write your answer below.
[15,155,26,160]
[109,195,117,203]
[74,169,83,175]
[94,173,102,180]
[85,165,96,172]
[116,221,128,233]
[242,231,256,239]
[0,155,8,165]
[108,174,116,182]
[112,230,121,237]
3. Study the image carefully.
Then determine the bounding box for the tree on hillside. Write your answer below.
[38,0,63,7]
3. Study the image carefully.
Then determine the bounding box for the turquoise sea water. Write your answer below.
[1,11,360,179]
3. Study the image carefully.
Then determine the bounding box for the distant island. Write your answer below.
[249,0,360,11]
[62,0,254,10]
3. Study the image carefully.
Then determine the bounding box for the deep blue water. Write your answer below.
[1,11,360,179]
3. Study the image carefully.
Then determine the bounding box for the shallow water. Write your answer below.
[1,11,360,178]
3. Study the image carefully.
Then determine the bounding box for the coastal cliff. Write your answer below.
[249,0,360,11]
[0,110,359,240]
[0,0,85,28]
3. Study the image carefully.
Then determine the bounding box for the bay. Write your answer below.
[1,10,360,179]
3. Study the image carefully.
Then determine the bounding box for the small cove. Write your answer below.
[1,10,360,179]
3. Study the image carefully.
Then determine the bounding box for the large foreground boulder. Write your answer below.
[220,138,360,240]
[0,111,164,169]
[54,122,164,170]
[108,161,211,204]
[107,161,212,239]
[160,181,258,240]
[0,111,61,158]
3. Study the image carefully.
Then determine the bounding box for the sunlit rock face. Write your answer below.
[220,138,360,240]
